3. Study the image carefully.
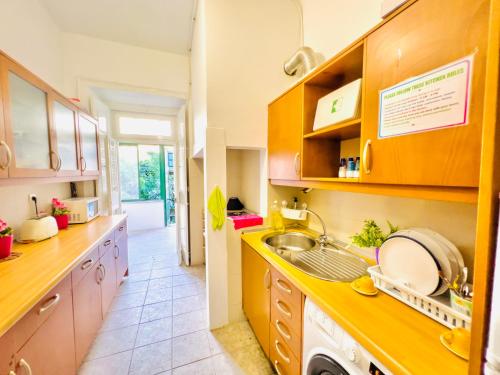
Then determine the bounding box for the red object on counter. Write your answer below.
[0,235,13,259]
[231,214,263,230]
[54,214,69,230]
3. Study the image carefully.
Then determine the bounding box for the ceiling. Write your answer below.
[40,0,196,54]
[92,87,185,109]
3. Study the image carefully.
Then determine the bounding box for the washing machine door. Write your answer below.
[307,354,351,375]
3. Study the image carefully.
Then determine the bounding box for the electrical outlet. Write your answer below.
[29,193,37,202]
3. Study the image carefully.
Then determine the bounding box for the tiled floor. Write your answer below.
[78,227,274,375]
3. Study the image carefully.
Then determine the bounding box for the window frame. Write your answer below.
[113,111,176,142]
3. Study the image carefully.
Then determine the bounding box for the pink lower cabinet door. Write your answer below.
[114,234,129,287]
[99,244,118,317]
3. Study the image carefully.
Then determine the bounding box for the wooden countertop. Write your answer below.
[242,228,468,375]
[0,215,127,337]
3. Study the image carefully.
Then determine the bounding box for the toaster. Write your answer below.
[18,216,59,243]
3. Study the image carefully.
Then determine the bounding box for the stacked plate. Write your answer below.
[378,228,464,296]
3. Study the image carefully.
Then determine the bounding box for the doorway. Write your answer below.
[119,143,176,230]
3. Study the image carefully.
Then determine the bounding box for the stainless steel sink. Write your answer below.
[263,232,316,252]
[262,232,368,282]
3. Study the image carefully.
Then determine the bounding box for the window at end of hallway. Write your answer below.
[119,116,172,137]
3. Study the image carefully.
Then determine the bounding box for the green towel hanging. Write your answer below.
[208,185,226,230]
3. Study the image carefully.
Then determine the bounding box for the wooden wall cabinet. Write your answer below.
[268,85,303,180]
[78,113,100,177]
[361,0,489,187]
[242,241,271,356]
[0,58,8,179]
[0,55,57,178]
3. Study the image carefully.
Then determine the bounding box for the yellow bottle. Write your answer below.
[271,200,285,232]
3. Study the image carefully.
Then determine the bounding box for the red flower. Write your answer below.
[0,219,7,232]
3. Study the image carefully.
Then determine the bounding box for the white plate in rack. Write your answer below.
[378,233,441,296]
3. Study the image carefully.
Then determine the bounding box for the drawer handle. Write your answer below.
[119,226,124,231]
[81,259,94,270]
[276,279,292,294]
[293,152,300,176]
[38,293,61,315]
[275,320,291,340]
[263,269,271,290]
[274,340,290,364]
[104,239,112,246]
[362,139,372,174]
[274,360,284,375]
[18,358,32,375]
[114,244,120,259]
[276,299,292,319]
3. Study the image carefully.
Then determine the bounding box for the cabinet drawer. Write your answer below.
[114,220,127,242]
[98,231,114,258]
[270,298,301,358]
[13,274,72,351]
[271,268,301,307]
[271,287,302,341]
[72,245,99,289]
[270,323,300,375]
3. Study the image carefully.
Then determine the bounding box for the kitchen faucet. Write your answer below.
[304,209,328,247]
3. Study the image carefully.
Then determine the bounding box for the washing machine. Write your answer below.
[303,298,392,375]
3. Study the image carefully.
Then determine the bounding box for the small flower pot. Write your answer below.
[0,235,14,259]
[54,214,69,230]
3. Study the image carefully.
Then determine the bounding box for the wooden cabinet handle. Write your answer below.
[274,340,290,364]
[18,358,32,375]
[293,152,300,176]
[275,320,291,340]
[50,151,62,171]
[276,279,292,294]
[276,299,292,318]
[362,139,372,174]
[104,239,112,247]
[38,293,60,315]
[274,360,284,375]
[80,156,87,172]
[114,244,120,259]
[263,269,271,290]
[81,259,93,270]
[0,141,12,170]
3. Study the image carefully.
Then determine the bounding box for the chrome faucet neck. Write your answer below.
[304,209,328,246]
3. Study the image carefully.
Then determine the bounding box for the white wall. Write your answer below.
[0,0,64,91]
[300,0,383,60]
[204,0,300,149]
[122,201,165,232]
[0,183,71,234]
[62,33,190,106]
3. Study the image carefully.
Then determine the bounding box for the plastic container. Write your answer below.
[270,201,285,231]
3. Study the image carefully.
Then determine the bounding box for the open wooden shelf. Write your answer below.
[303,118,361,140]
[301,177,359,183]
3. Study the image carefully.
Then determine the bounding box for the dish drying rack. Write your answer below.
[368,265,471,330]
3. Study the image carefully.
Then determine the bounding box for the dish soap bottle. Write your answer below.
[271,200,285,232]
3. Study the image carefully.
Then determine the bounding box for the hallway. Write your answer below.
[78,227,273,375]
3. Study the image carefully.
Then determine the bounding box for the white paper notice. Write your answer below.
[378,55,473,138]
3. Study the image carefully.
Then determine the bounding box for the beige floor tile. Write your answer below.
[172,309,208,337]
[209,321,259,354]
[172,330,212,368]
[101,306,142,332]
[78,350,132,375]
[117,280,149,296]
[129,262,153,273]
[128,270,151,282]
[145,287,173,304]
[149,276,173,290]
[135,317,173,347]
[151,267,174,279]
[172,357,215,375]
[111,291,147,311]
[129,340,172,375]
[85,325,138,360]
[172,294,207,316]
[141,300,173,323]
[211,344,274,375]
[172,273,204,286]
[173,282,205,299]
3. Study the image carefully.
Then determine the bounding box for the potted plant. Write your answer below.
[351,219,398,262]
[0,218,13,259]
[52,198,71,230]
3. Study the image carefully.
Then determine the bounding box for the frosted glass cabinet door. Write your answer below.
[5,71,55,176]
[53,100,79,175]
[79,114,100,175]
